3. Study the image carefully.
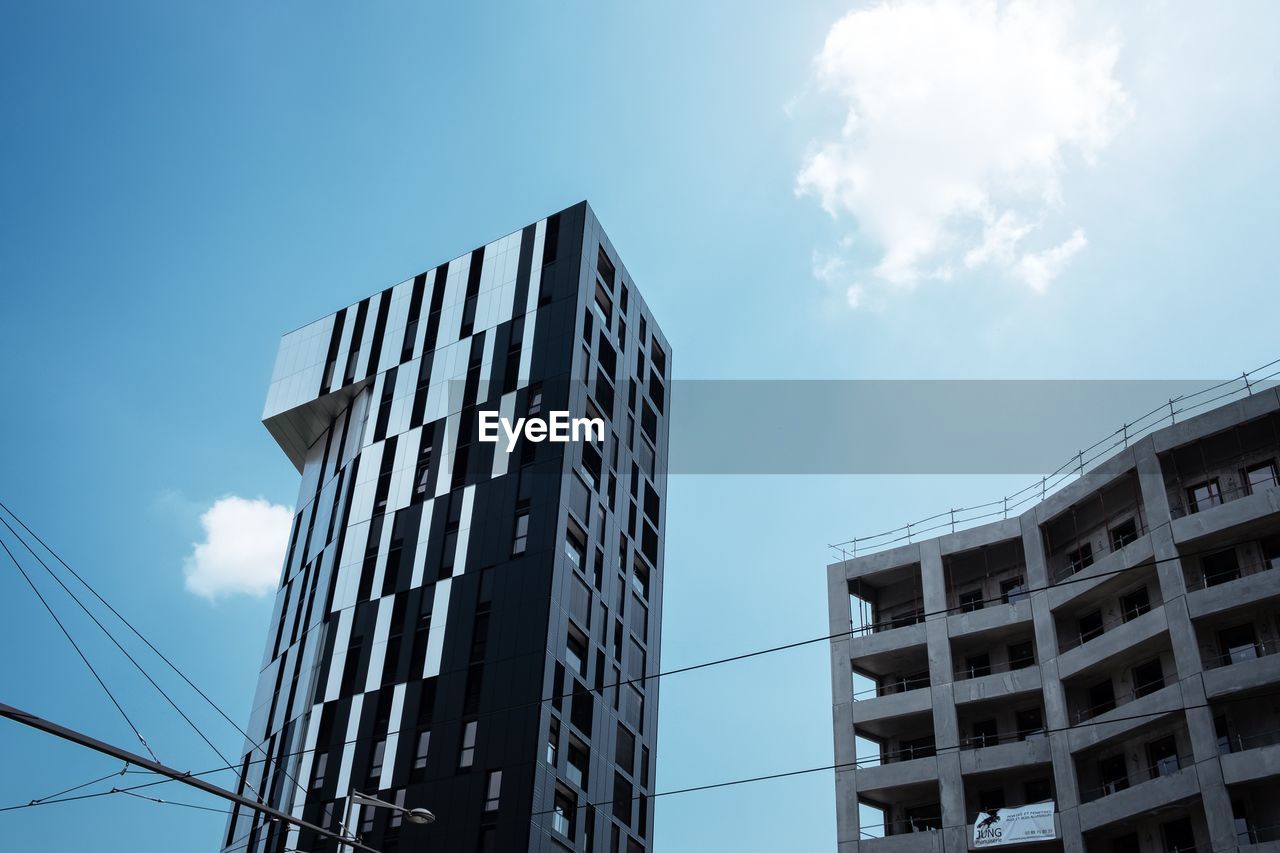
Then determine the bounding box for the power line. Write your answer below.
[527,687,1280,822]
[0,537,158,763]
[0,514,256,797]
[0,500,305,806]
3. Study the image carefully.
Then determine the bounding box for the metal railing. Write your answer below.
[1185,557,1278,592]
[953,655,1037,681]
[1219,727,1280,754]
[1079,752,1193,803]
[854,742,938,767]
[1168,473,1279,520]
[852,610,926,636]
[1057,601,1158,653]
[1202,638,1280,670]
[946,579,1031,615]
[853,674,931,701]
[830,358,1280,560]
[859,815,943,838]
[1050,516,1150,584]
[958,727,1047,750]
[1072,677,1169,723]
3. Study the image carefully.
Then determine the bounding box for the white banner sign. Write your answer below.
[973,802,1057,847]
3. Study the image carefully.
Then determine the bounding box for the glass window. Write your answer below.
[959,589,984,612]
[1110,517,1138,550]
[1000,575,1027,604]
[1188,479,1222,513]
[1121,587,1150,622]
[459,720,477,769]
[1132,658,1165,697]
[553,786,576,838]
[512,509,530,556]
[1244,460,1278,494]
[413,730,430,770]
[1066,543,1094,575]
[484,770,502,812]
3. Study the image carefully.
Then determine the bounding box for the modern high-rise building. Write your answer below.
[827,392,1280,853]
[223,201,670,853]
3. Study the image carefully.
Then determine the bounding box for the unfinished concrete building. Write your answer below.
[827,392,1280,853]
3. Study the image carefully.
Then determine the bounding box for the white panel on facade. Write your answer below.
[424,578,452,678]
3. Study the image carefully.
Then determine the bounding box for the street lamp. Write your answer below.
[341,790,436,849]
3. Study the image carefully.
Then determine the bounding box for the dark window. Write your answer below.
[615,724,636,774]
[1066,543,1094,574]
[552,786,576,838]
[1120,587,1150,622]
[567,740,589,789]
[613,773,633,826]
[484,769,502,812]
[311,751,328,789]
[1017,707,1044,739]
[512,508,530,556]
[1098,753,1129,795]
[413,730,430,771]
[1110,517,1138,550]
[1188,478,1222,513]
[1024,778,1052,802]
[1132,657,1165,697]
[971,719,999,749]
[459,720,477,769]
[597,246,616,287]
[1088,679,1116,717]
[965,653,992,679]
[959,589,984,612]
[1218,623,1259,666]
[567,628,588,676]
[1161,816,1195,852]
[1008,641,1035,670]
[547,716,560,766]
[1078,610,1104,644]
[1202,549,1240,586]
[1244,460,1278,494]
[977,787,1005,812]
[1112,834,1140,853]
[1000,575,1027,604]
[368,738,386,784]
[1147,735,1180,778]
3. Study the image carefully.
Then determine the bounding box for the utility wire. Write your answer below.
[0,537,158,763]
[20,763,130,806]
[0,500,304,804]
[0,514,257,798]
[527,687,1280,821]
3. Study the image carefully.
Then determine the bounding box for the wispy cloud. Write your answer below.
[183,496,294,601]
[797,0,1129,304]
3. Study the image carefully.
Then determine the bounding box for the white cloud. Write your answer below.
[797,0,1129,299]
[183,496,294,600]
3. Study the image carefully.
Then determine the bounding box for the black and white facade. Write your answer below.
[223,202,670,853]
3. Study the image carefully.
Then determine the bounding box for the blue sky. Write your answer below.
[1,2,1279,851]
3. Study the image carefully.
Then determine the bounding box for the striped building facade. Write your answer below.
[222,201,670,853]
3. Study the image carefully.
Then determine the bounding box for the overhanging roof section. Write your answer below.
[262,313,369,472]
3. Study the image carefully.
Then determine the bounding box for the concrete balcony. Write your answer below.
[947,597,1033,639]
[1203,649,1280,699]
[855,756,942,793]
[857,832,944,852]
[1046,536,1155,611]
[959,735,1052,775]
[1056,607,1168,681]
[1186,566,1280,619]
[849,621,928,657]
[1221,741,1280,785]
[852,686,933,724]
[1171,488,1279,543]
[1067,682,1183,753]
[953,665,1042,705]
[1076,764,1199,833]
